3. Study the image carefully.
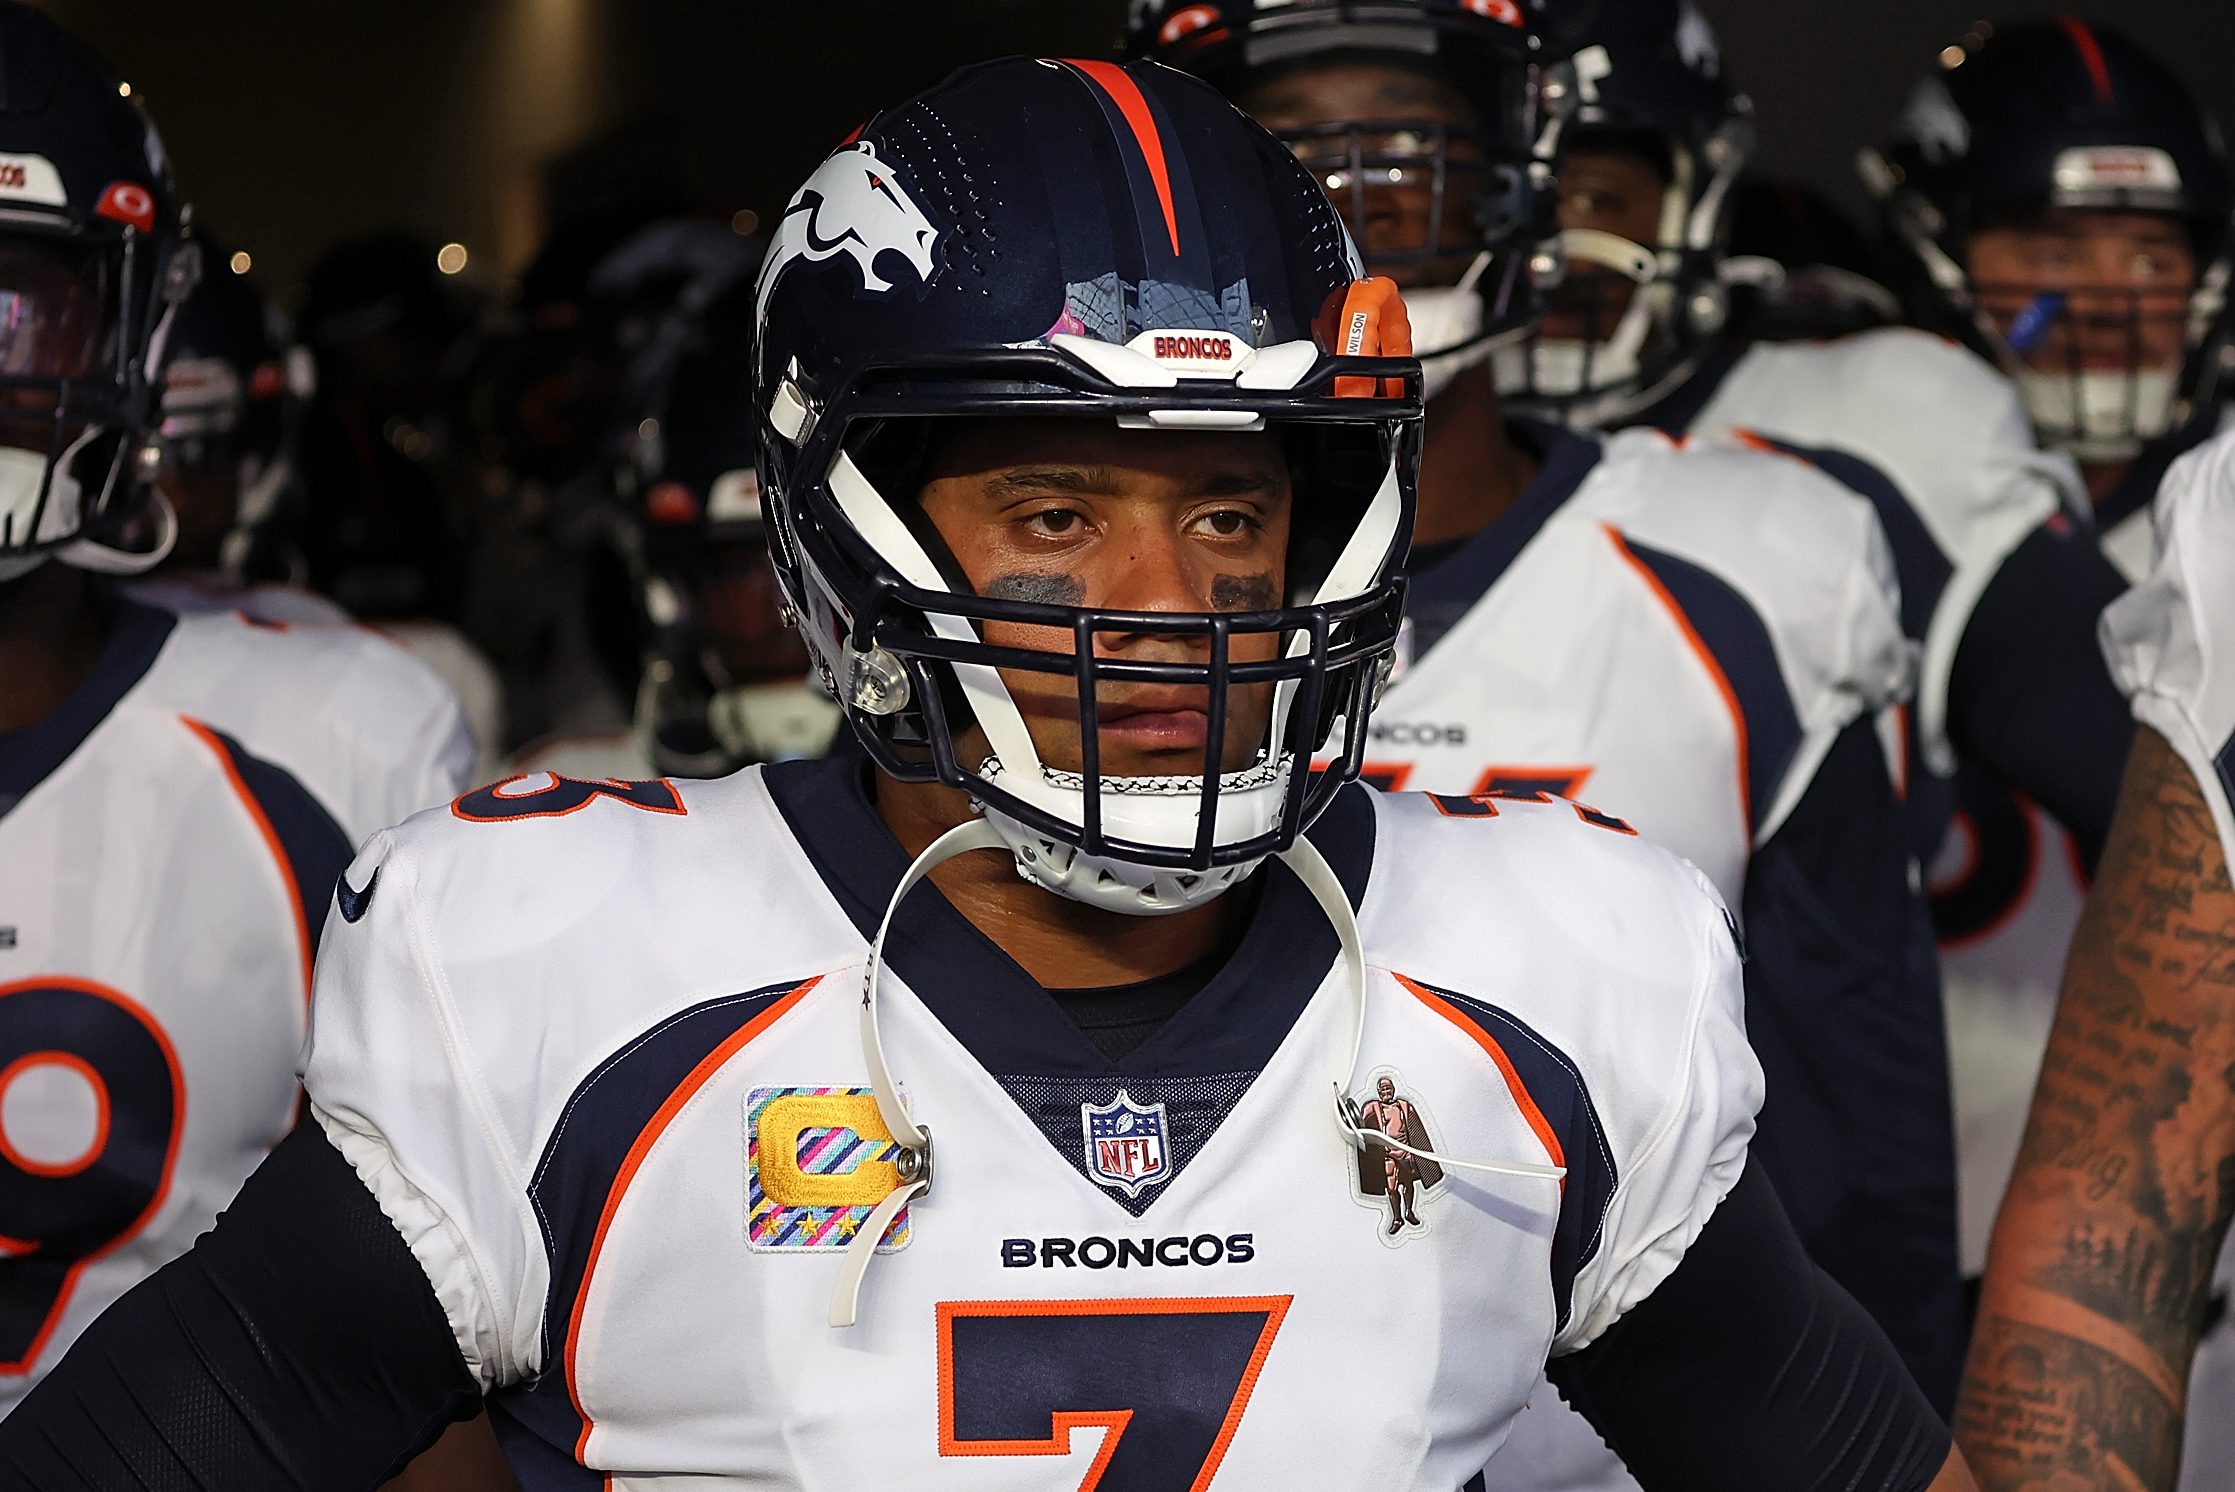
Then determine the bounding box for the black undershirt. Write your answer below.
[1049,943,1234,1061]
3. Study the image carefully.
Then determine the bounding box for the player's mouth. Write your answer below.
[1097,701,1213,752]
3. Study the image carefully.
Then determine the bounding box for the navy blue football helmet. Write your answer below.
[0,1,197,582]
[1866,19,2235,462]
[620,263,838,777]
[156,242,310,580]
[754,56,1419,914]
[1129,0,1577,403]
[1495,0,1752,425]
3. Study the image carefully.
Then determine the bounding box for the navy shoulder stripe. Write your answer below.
[522,976,821,1452]
[1741,432,1950,644]
[187,720,353,966]
[1405,977,1617,1332]
[1620,537,1804,835]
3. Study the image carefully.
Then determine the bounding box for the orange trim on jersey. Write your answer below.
[0,977,185,1374]
[562,976,822,1463]
[1065,59,1181,257]
[2059,17,2116,104]
[0,1052,109,1178]
[935,1295,1291,1490]
[180,715,314,1004]
[1394,973,1566,1183]
[1600,524,1752,839]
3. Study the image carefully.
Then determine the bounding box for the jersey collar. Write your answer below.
[0,595,175,823]
[763,755,1376,1080]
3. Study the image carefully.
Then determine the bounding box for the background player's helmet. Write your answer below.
[0,2,196,583]
[624,267,838,776]
[1128,0,1574,402]
[1495,0,1752,425]
[755,56,1419,916]
[1719,177,1901,344]
[1865,19,2235,462]
[156,242,312,581]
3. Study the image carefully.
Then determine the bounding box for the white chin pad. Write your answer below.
[977,756,1285,917]
[2019,366,2180,459]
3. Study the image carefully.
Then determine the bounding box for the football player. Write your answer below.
[1864,17,2235,1368]
[0,54,1973,1491]
[125,235,344,624]
[508,246,839,781]
[1133,0,1957,1466]
[1957,430,2235,1491]
[1871,19,2231,577]
[0,1,471,1419]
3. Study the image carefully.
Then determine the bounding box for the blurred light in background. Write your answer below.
[437,242,470,275]
[228,249,251,274]
[116,80,129,96]
[730,208,759,236]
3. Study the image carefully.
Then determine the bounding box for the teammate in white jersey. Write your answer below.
[0,1,470,1419]
[0,53,1973,1492]
[1956,430,2235,1490]
[1859,22,2235,1306]
[1131,6,1958,1468]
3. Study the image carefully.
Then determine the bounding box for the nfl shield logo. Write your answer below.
[1081,1090,1172,1199]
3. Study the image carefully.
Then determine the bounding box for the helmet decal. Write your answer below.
[755,141,944,332]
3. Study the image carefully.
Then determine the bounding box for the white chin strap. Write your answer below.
[0,488,177,584]
[830,813,1563,1329]
[2018,365,2181,463]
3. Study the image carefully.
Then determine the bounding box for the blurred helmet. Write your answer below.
[1130,0,1577,402]
[754,55,1419,915]
[1865,19,2235,461]
[1495,0,1754,424]
[626,268,839,776]
[1720,177,1901,343]
[0,1,197,583]
[157,240,312,579]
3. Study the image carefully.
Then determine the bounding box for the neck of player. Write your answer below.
[872,773,1246,991]
[1415,360,1539,549]
[0,563,108,735]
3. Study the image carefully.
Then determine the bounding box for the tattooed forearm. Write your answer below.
[1957,728,2235,1491]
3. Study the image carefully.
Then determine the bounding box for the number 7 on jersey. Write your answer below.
[938,1296,1291,1490]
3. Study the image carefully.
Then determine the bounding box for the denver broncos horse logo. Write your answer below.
[756,140,943,328]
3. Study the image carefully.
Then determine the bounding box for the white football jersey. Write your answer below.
[0,597,470,1412]
[1358,422,1908,911]
[126,573,354,627]
[302,759,1759,1487]
[1657,328,2084,776]
[2104,429,2235,867]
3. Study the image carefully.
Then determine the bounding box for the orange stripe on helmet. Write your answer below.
[2058,17,2115,104]
[1064,59,1182,257]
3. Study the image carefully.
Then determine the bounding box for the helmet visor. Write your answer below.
[0,239,111,381]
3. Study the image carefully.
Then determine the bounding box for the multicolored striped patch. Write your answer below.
[746,1085,912,1253]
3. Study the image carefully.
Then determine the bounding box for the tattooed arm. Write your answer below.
[1956,727,2235,1491]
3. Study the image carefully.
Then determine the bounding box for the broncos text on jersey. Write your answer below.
[0,598,468,1412]
[302,758,1759,1488]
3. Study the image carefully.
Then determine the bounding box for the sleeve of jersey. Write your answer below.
[2101,432,2235,863]
[1551,861,1761,1356]
[300,828,546,1391]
